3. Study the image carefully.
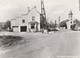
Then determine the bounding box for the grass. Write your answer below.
[0,35,26,49]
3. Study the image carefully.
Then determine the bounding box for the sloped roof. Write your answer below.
[28,20,39,24]
[21,6,40,16]
[59,19,69,26]
[60,19,69,23]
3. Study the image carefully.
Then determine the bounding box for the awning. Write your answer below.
[28,21,39,25]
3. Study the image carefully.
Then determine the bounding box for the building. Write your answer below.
[11,7,41,32]
[11,0,47,32]
[66,10,74,29]
[59,19,69,29]
[59,10,80,30]
[59,10,74,29]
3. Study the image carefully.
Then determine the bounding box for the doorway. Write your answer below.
[20,26,27,32]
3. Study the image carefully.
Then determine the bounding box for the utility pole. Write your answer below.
[79,0,80,11]
[40,0,47,29]
[58,16,60,24]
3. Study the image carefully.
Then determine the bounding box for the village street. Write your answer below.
[0,30,80,58]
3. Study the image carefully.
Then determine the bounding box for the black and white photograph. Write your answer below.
[0,0,80,58]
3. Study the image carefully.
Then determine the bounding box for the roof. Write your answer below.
[59,19,69,26]
[21,6,40,16]
[28,20,39,25]
[60,19,69,24]
[60,19,69,23]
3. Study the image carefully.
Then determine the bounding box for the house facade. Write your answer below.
[11,8,40,32]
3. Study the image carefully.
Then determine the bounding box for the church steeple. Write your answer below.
[68,10,73,25]
[69,10,73,18]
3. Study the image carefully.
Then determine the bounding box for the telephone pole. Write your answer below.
[58,16,60,24]
[79,0,80,11]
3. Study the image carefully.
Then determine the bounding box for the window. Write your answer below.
[32,16,35,21]
[31,25,35,29]
[22,19,25,23]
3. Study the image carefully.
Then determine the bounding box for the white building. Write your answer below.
[66,10,74,29]
[11,7,41,32]
[59,10,74,30]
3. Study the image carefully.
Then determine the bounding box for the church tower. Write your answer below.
[67,10,73,29]
[68,10,73,25]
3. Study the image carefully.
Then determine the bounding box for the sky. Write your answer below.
[0,0,80,22]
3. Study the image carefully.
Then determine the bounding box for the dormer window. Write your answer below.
[22,19,25,23]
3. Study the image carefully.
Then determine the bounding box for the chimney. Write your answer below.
[34,6,36,8]
[28,7,30,12]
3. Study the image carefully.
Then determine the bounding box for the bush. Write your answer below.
[0,35,23,47]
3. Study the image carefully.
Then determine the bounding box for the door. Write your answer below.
[21,26,27,32]
[12,26,19,32]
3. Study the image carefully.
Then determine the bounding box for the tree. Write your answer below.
[5,20,11,29]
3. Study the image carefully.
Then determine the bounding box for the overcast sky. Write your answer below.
[0,0,80,22]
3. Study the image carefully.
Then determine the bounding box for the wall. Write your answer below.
[11,9,40,32]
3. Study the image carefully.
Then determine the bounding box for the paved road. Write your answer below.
[0,31,80,58]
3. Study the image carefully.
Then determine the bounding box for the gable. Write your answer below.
[27,9,40,22]
[20,9,40,24]
[11,8,40,27]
